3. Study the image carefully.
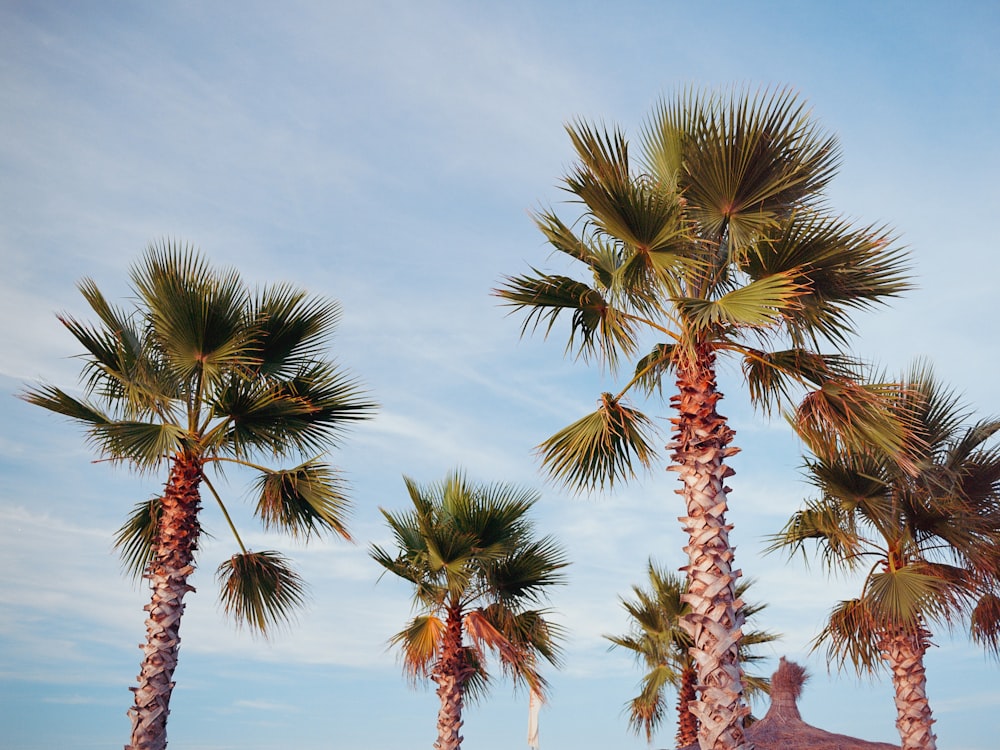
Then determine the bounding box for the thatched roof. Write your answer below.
[675,658,899,750]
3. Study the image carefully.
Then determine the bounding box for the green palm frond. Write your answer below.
[216,550,307,635]
[250,284,341,378]
[564,121,687,254]
[114,496,163,581]
[741,349,858,414]
[626,664,673,741]
[865,566,951,627]
[744,214,910,348]
[92,421,188,467]
[767,499,868,572]
[495,271,637,367]
[633,343,677,397]
[132,241,257,387]
[252,461,352,540]
[674,271,805,332]
[538,393,657,492]
[670,87,840,249]
[21,385,113,426]
[485,538,569,604]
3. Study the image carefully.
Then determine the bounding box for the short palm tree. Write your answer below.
[607,560,778,747]
[496,87,911,750]
[768,363,1000,750]
[22,243,376,750]
[371,471,568,750]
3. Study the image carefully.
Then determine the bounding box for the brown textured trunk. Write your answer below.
[125,454,202,750]
[433,603,474,750]
[669,345,749,750]
[676,661,700,747]
[878,626,936,750]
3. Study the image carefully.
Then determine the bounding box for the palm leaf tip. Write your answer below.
[217,550,307,635]
[538,393,657,493]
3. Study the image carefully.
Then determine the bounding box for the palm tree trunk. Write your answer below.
[670,345,749,750]
[433,604,473,750]
[126,454,202,750]
[676,661,700,747]
[878,626,936,750]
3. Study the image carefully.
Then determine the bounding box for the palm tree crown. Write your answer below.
[607,560,778,746]
[23,242,376,750]
[496,87,912,750]
[768,363,1000,750]
[371,470,568,750]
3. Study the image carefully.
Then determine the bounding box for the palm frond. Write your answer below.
[674,271,805,332]
[250,284,341,378]
[132,240,257,388]
[633,343,677,397]
[971,592,1000,657]
[495,270,637,367]
[216,550,307,635]
[252,461,352,540]
[813,598,882,675]
[114,496,163,581]
[765,498,865,571]
[389,614,444,680]
[538,393,657,492]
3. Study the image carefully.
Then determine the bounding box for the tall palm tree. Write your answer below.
[768,363,1000,750]
[22,242,376,750]
[496,88,911,750]
[371,470,568,750]
[607,560,778,747]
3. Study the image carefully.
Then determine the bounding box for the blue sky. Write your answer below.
[2,2,999,749]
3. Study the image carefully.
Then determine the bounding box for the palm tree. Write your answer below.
[768,363,1000,750]
[22,242,376,750]
[607,560,778,747]
[495,87,911,750]
[370,470,568,750]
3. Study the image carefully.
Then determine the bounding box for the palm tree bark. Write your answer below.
[670,346,749,750]
[433,603,473,750]
[878,627,937,750]
[677,661,700,747]
[126,455,202,750]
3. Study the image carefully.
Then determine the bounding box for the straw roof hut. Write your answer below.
[676,658,899,750]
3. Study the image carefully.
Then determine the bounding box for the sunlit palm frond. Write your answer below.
[793,378,914,471]
[216,550,307,635]
[389,614,445,680]
[563,121,687,254]
[114,496,163,581]
[21,384,113,427]
[252,461,352,540]
[538,393,657,492]
[674,271,805,333]
[626,664,673,742]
